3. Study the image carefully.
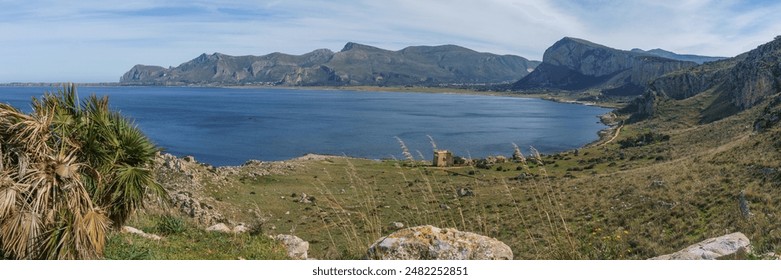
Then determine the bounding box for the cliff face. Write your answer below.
[718,38,781,110]
[512,37,697,96]
[120,43,539,86]
[630,36,781,122]
[121,65,168,82]
[121,49,338,86]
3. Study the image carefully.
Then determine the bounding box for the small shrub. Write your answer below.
[155,215,186,235]
[618,132,670,148]
[453,156,467,165]
[584,164,596,170]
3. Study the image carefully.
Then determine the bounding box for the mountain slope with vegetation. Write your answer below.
[627,36,781,123]
[9,36,781,260]
[120,43,539,87]
[132,91,781,259]
[119,36,781,260]
[512,37,700,97]
[630,48,727,64]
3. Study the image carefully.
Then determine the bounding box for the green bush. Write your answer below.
[155,215,186,235]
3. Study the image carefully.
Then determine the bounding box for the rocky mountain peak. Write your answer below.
[340,42,382,52]
[627,35,781,123]
[120,42,537,86]
[554,37,613,50]
[514,37,696,94]
[194,53,225,63]
[309,48,334,55]
[542,37,632,75]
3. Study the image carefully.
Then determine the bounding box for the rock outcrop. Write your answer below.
[121,226,162,241]
[753,95,781,132]
[629,36,781,122]
[366,225,513,260]
[151,152,303,232]
[512,37,697,96]
[649,232,751,260]
[273,234,310,260]
[153,153,228,226]
[120,43,539,86]
[719,37,781,110]
[205,223,232,233]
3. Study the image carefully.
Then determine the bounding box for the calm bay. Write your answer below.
[0,86,610,166]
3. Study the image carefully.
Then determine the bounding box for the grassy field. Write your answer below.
[106,213,288,260]
[113,90,781,260]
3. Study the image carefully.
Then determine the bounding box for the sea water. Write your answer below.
[0,86,610,166]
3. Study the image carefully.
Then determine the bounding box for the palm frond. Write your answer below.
[0,85,166,259]
[79,209,110,258]
[106,165,155,225]
[0,210,43,259]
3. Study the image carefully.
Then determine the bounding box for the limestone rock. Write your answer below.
[151,153,229,226]
[513,37,696,93]
[206,223,232,233]
[273,234,309,260]
[388,222,405,230]
[650,232,751,260]
[120,44,538,87]
[457,187,474,197]
[170,191,225,225]
[753,95,781,133]
[232,224,249,234]
[630,36,781,122]
[366,225,513,260]
[121,226,162,241]
[297,193,315,203]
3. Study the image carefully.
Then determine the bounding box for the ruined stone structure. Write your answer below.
[433,150,453,167]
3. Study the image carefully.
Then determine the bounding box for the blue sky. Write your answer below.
[1,0,779,82]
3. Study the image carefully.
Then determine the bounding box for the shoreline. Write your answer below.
[221,85,626,109]
[1,83,624,109]
[183,113,622,168]
[3,83,622,165]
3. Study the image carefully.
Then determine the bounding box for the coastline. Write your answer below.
[3,83,622,165]
[1,82,624,109]
[222,85,626,109]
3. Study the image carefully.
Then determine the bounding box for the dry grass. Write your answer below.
[118,91,781,260]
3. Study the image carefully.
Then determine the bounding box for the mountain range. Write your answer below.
[120,38,729,97]
[120,43,540,86]
[626,35,781,123]
[511,37,725,96]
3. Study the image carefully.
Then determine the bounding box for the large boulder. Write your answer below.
[273,234,309,260]
[366,225,513,260]
[650,232,751,260]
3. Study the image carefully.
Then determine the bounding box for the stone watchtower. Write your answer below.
[433,150,453,167]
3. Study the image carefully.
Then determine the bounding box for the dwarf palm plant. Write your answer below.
[0,84,166,259]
